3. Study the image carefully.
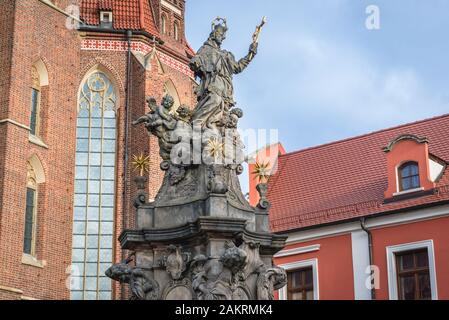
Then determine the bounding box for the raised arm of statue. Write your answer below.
[232,17,265,74]
[231,42,258,74]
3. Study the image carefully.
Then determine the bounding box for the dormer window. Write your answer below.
[399,162,420,192]
[383,134,435,200]
[100,11,113,28]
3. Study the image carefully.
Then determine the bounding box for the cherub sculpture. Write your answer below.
[133,95,177,160]
[223,108,245,166]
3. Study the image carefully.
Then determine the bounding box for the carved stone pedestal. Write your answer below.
[107,189,287,300]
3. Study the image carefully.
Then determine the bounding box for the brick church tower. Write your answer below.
[0,0,196,300]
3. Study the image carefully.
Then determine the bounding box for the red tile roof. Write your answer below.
[80,0,160,37]
[268,114,449,232]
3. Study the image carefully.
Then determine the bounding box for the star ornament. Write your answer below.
[252,161,271,184]
[206,137,225,159]
[132,153,151,176]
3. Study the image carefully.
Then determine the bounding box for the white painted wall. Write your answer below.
[429,159,444,182]
[351,231,372,300]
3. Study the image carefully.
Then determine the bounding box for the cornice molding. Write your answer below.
[383,134,429,153]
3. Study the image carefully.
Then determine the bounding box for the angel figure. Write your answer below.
[133,95,177,160]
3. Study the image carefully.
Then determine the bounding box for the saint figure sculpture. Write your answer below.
[189,17,261,129]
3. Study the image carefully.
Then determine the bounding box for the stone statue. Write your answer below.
[256,267,287,300]
[105,262,160,300]
[170,105,193,166]
[109,17,287,302]
[190,17,258,129]
[163,245,189,280]
[133,95,177,160]
[223,108,245,167]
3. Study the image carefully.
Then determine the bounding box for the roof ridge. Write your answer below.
[281,113,449,158]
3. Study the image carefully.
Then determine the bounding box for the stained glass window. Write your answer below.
[71,72,117,300]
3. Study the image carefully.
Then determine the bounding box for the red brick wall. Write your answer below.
[0,0,81,300]
[0,0,196,300]
[0,0,15,120]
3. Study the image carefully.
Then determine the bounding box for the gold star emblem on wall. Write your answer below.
[131,153,151,176]
[252,161,271,184]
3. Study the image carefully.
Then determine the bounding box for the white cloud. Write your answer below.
[265,32,447,130]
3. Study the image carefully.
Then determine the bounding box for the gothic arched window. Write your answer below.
[71,71,117,300]
[23,156,45,257]
[24,162,38,255]
[30,66,41,136]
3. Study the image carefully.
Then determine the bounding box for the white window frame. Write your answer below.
[278,258,319,300]
[100,11,113,24]
[386,240,438,300]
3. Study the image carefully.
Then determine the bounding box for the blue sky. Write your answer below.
[185,0,449,154]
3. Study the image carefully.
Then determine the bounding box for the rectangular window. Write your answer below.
[30,88,40,136]
[387,240,438,300]
[287,267,314,300]
[395,249,432,300]
[23,188,36,255]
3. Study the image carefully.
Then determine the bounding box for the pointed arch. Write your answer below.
[80,61,125,98]
[163,79,181,110]
[28,154,45,184]
[77,65,120,113]
[30,59,49,137]
[33,59,49,87]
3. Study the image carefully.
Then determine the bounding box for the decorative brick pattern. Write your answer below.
[81,39,194,78]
